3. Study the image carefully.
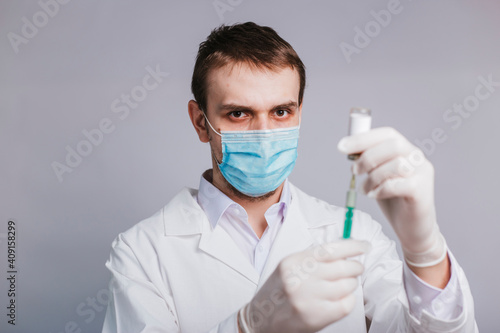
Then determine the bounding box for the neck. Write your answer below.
[206,168,284,238]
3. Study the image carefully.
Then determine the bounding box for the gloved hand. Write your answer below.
[238,240,370,333]
[337,127,447,267]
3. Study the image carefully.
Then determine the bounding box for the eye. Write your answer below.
[229,111,245,118]
[275,110,289,117]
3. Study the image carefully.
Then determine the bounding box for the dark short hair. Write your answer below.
[191,22,306,112]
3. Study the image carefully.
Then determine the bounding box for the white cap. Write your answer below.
[348,107,371,135]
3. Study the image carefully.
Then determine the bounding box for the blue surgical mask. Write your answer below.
[203,113,300,197]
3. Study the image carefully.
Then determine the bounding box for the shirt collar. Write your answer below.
[196,169,291,230]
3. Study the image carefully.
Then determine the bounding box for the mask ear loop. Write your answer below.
[202,111,223,165]
[202,112,222,137]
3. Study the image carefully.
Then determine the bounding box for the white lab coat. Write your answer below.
[102,184,477,333]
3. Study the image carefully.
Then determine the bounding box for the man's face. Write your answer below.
[199,62,302,199]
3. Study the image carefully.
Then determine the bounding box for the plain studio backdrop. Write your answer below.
[1,1,499,332]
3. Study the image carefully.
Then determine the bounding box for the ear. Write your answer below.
[188,100,210,143]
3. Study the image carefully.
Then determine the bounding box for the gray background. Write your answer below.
[1,0,499,332]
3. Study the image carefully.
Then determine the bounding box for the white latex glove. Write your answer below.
[337,127,447,267]
[239,240,370,333]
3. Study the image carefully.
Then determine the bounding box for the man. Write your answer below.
[102,22,477,332]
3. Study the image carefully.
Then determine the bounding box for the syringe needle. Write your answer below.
[343,107,371,238]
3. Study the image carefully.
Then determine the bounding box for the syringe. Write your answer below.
[342,107,371,239]
[343,174,357,239]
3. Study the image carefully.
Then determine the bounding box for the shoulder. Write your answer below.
[106,187,203,280]
[110,187,200,251]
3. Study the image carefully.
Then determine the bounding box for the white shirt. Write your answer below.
[196,170,462,321]
[196,170,290,275]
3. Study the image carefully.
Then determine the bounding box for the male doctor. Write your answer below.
[102,22,477,332]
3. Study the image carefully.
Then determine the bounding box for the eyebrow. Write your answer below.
[218,101,299,113]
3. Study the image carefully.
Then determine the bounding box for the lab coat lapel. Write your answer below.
[258,194,314,288]
[198,221,260,286]
[164,188,260,286]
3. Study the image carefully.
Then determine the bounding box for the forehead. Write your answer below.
[206,62,300,109]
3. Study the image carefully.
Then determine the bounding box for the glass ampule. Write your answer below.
[348,107,372,160]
